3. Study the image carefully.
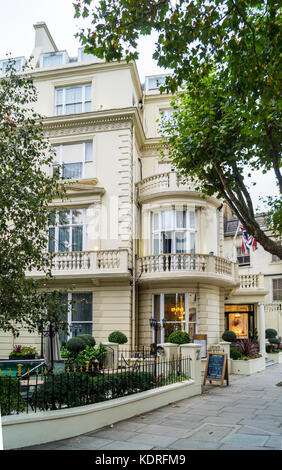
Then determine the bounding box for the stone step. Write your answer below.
[265,359,276,367]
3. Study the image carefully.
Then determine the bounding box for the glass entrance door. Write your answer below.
[224,304,254,339]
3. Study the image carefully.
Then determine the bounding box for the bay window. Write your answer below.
[48,209,86,253]
[152,210,197,255]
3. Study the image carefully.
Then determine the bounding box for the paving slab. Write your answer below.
[20,364,282,451]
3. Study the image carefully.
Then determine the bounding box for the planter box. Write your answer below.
[267,352,282,364]
[231,356,265,375]
[8,355,36,360]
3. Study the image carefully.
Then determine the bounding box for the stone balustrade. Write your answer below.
[26,249,129,279]
[239,273,265,290]
[136,171,198,200]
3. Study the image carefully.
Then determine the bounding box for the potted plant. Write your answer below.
[9,345,37,360]
[265,329,282,364]
[230,339,265,375]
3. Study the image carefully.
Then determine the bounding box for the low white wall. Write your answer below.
[266,352,282,364]
[231,356,265,375]
[2,379,200,450]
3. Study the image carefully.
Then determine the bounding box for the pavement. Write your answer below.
[22,364,282,451]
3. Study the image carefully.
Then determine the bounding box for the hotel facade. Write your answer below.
[0,23,281,358]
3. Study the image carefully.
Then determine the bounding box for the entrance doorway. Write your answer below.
[224,304,254,339]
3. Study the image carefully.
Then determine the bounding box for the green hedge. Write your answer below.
[0,377,26,416]
[31,370,156,411]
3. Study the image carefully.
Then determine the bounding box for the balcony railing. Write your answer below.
[239,274,265,290]
[136,253,238,285]
[136,171,198,200]
[27,249,129,278]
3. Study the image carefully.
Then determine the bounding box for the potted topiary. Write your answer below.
[222,330,237,343]
[265,329,282,364]
[108,331,128,345]
[167,330,191,345]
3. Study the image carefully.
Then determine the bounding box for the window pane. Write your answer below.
[273,279,282,301]
[153,233,159,255]
[48,228,55,253]
[153,295,160,323]
[65,103,82,114]
[85,142,93,161]
[56,105,63,115]
[190,232,196,254]
[56,88,63,105]
[84,101,91,112]
[85,84,92,101]
[43,53,63,67]
[62,163,82,179]
[176,211,186,228]
[190,211,196,229]
[175,232,186,253]
[71,323,92,337]
[188,293,197,322]
[72,226,83,251]
[58,227,70,252]
[59,210,70,225]
[161,211,173,230]
[71,293,92,321]
[66,86,82,103]
[48,211,56,227]
[72,209,83,225]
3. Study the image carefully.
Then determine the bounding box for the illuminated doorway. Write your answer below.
[224,304,254,339]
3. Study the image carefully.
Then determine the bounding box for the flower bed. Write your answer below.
[231,355,265,375]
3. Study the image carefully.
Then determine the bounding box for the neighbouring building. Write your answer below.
[0,23,281,358]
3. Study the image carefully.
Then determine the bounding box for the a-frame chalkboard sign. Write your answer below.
[203,352,229,387]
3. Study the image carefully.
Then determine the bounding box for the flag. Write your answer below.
[240,223,258,253]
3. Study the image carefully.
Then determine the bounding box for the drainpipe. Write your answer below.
[217,203,223,257]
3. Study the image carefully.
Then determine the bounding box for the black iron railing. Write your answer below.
[0,355,191,416]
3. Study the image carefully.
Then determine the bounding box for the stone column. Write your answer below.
[258,303,266,357]
[158,342,179,361]
[180,343,202,391]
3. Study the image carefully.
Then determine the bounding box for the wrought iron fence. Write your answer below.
[0,355,191,416]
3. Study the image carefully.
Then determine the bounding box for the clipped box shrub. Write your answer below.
[108,331,128,344]
[167,330,191,344]
[66,337,86,354]
[230,348,243,360]
[79,334,96,347]
[222,330,237,343]
[265,328,278,339]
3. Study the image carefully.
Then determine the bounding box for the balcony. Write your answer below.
[136,171,198,201]
[26,249,129,280]
[236,274,268,296]
[136,253,238,287]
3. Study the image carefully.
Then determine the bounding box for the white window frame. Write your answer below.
[48,208,87,253]
[55,83,92,115]
[236,246,251,266]
[64,292,93,341]
[52,141,93,180]
[0,56,25,73]
[146,75,168,91]
[152,209,197,255]
[78,47,101,63]
[271,277,282,302]
[152,293,198,343]
[40,51,68,68]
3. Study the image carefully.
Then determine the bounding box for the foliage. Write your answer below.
[237,339,259,358]
[230,348,243,360]
[74,0,282,258]
[66,337,86,354]
[78,334,96,348]
[108,331,128,344]
[0,377,26,416]
[31,370,156,410]
[222,330,237,343]
[63,340,107,367]
[0,58,68,335]
[265,328,278,339]
[9,345,37,357]
[167,330,191,344]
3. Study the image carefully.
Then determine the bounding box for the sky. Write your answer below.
[0,0,278,212]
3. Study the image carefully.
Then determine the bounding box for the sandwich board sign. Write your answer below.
[203,352,229,387]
